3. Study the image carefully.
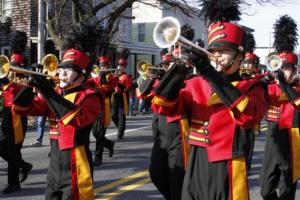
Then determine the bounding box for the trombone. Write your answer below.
[90,65,117,78]
[153,17,217,65]
[137,60,166,80]
[0,54,59,80]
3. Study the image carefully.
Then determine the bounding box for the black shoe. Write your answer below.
[93,157,102,166]
[20,163,33,183]
[1,184,21,194]
[108,142,115,157]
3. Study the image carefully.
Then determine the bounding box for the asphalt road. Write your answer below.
[0,114,300,200]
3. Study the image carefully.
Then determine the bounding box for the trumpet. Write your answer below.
[0,54,59,80]
[137,60,166,80]
[266,53,282,72]
[90,65,117,78]
[153,17,217,64]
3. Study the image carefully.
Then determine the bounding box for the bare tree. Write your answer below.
[47,0,198,50]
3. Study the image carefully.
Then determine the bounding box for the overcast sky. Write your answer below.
[239,1,300,52]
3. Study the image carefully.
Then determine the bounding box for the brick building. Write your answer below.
[0,0,37,64]
[0,0,73,65]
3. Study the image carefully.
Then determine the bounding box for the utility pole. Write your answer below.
[38,0,46,63]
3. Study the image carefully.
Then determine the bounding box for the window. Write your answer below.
[1,46,10,56]
[138,23,145,42]
[2,0,12,17]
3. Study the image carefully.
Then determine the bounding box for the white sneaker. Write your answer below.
[31,141,42,147]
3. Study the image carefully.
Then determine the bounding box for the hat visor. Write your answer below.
[281,62,296,69]
[58,60,75,68]
[208,41,239,52]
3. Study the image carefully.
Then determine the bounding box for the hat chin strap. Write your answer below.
[64,73,82,90]
[223,52,240,73]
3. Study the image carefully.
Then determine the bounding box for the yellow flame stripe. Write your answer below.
[231,157,249,200]
[180,118,190,170]
[62,92,80,126]
[104,97,111,127]
[294,98,300,106]
[75,146,94,200]
[291,128,300,183]
[12,110,24,144]
[123,93,129,115]
[235,96,249,113]
[152,96,176,107]
[279,93,288,101]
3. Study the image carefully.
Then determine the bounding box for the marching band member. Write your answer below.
[13,17,106,199]
[89,55,117,166]
[260,15,300,200]
[152,0,268,199]
[137,50,186,200]
[0,31,32,194]
[111,49,133,139]
[240,32,261,171]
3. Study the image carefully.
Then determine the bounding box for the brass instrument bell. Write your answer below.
[90,64,117,78]
[41,54,59,76]
[266,53,282,72]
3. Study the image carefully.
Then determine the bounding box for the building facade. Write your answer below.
[132,0,207,72]
[0,0,39,64]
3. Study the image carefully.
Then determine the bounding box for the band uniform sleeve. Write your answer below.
[124,74,133,92]
[278,80,300,107]
[94,74,117,94]
[137,79,155,99]
[60,94,102,128]
[230,83,268,129]
[13,94,49,116]
[152,80,192,118]
[153,64,188,102]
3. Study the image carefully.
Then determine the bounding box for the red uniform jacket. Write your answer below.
[87,73,118,96]
[2,82,23,108]
[87,73,117,127]
[14,87,102,150]
[266,82,300,128]
[115,72,133,94]
[1,82,27,144]
[113,72,133,114]
[152,75,267,162]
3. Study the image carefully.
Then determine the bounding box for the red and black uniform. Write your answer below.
[260,79,300,200]
[152,4,269,198]
[260,15,300,200]
[14,40,103,199]
[152,67,267,200]
[14,86,101,199]
[138,70,189,200]
[241,50,262,170]
[0,30,32,194]
[0,80,30,188]
[88,61,118,165]
[111,67,132,139]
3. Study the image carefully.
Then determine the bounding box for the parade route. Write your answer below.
[1,114,300,199]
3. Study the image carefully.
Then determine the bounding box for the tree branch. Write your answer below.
[71,0,85,16]
[46,19,63,50]
[57,0,69,21]
[92,0,116,15]
[106,0,135,38]
[158,0,197,17]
